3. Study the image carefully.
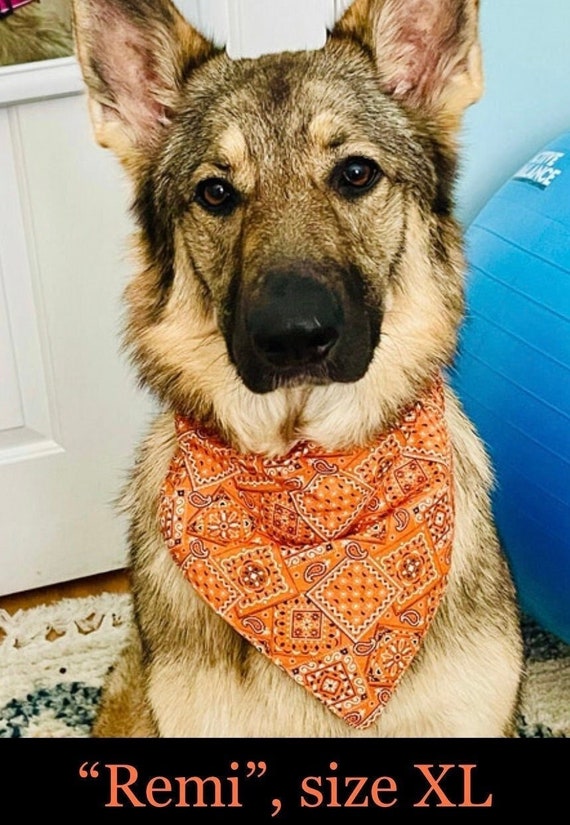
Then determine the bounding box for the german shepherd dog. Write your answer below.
[72,0,524,737]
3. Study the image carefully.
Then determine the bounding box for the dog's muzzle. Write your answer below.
[226,263,381,394]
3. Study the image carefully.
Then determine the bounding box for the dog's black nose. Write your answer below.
[246,272,343,368]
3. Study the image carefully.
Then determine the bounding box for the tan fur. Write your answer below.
[0,0,73,66]
[74,0,524,738]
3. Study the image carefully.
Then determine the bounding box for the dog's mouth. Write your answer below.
[224,262,381,394]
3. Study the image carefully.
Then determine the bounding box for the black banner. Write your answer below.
[1,737,566,819]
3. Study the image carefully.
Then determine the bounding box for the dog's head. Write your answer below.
[72,0,482,452]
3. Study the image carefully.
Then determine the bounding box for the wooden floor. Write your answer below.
[0,569,131,616]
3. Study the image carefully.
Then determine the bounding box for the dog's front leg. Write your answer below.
[91,627,158,737]
[133,544,254,737]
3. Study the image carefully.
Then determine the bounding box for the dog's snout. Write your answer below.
[246,273,343,368]
[227,260,380,393]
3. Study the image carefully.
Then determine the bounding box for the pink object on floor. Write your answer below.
[0,0,38,17]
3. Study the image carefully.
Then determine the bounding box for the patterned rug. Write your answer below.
[0,592,568,738]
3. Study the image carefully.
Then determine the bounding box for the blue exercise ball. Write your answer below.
[451,131,570,643]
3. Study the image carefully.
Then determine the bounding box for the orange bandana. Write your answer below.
[159,377,454,729]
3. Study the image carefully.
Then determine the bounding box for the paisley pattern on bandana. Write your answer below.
[159,377,454,729]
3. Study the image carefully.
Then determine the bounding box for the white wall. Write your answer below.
[455,0,570,225]
[176,0,353,57]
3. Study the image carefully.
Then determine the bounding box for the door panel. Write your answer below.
[0,92,153,595]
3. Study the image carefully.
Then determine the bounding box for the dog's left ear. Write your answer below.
[332,0,482,132]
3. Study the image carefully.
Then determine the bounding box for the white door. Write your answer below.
[0,65,155,596]
[0,0,351,596]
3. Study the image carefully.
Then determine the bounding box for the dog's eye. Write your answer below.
[195,178,238,214]
[334,157,382,197]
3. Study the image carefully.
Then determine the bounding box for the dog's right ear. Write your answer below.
[332,0,482,135]
[72,0,216,167]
